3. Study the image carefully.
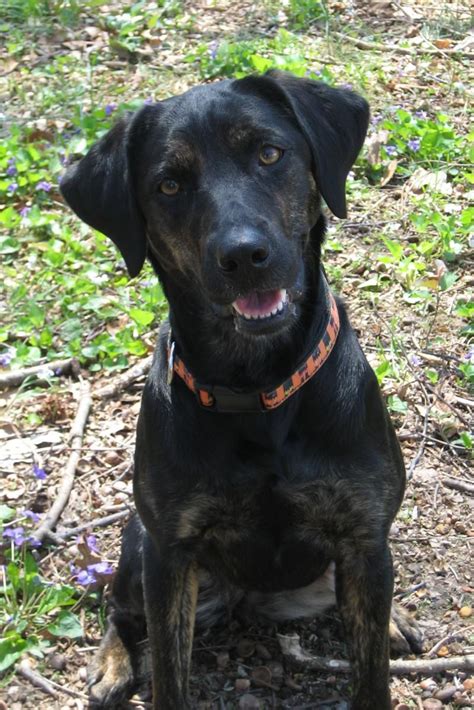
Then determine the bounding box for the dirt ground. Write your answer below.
[1,0,472,708]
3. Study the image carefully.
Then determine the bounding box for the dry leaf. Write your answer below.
[380,159,398,187]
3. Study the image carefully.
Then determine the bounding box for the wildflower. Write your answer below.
[143,97,154,105]
[3,527,27,546]
[208,41,218,61]
[341,82,353,90]
[88,562,114,576]
[75,569,97,586]
[407,138,421,152]
[23,509,40,523]
[105,103,117,116]
[410,354,422,367]
[85,534,99,553]
[415,110,427,120]
[7,182,18,194]
[0,349,13,367]
[36,180,52,192]
[6,164,17,177]
[20,206,31,218]
[464,348,474,364]
[36,366,55,379]
[384,145,397,156]
[371,114,383,126]
[33,464,47,480]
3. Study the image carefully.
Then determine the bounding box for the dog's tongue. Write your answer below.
[233,289,285,319]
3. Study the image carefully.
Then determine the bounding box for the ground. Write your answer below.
[0,0,472,708]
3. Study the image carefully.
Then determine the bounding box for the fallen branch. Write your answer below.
[442,478,474,495]
[0,358,79,389]
[57,508,132,540]
[278,634,474,675]
[32,382,92,544]
[332,31,474,59]
[17,661,58,698]
[407,402,431,480]
[95,354,153,399]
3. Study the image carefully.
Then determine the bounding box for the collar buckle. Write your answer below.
[197,384,264,414]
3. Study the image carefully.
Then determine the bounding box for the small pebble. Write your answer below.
[394,704,410,710]
[255,643,272,660]
[435,685,457,702]
[238,695,260,710]
[49,652,67,671]
[420,679,438,691]
[236,638,255,658]
[235,678,251,692]
[422,699,443,710]
[463,677,474,691]
[78,667,87,681]
[216,651,229,669]
[459,606,472,619]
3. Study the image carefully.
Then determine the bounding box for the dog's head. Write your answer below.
[61,71,368,338]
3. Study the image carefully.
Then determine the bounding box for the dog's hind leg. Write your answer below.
[88,515,146,708]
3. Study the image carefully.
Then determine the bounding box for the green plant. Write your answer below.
[1,509,82,671]
[287,0,328,30]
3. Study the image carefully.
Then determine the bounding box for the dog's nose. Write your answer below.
[217,234,271,274]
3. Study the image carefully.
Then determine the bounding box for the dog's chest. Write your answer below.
[175,456,367,592]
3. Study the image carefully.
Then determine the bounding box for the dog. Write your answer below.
[60,70,422,709]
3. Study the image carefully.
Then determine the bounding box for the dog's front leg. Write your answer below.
[143,533,198,710]
[336,544,393,710]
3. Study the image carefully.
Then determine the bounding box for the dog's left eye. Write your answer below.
[259,145,283,166]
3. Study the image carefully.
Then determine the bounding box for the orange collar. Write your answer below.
[167,283,340,413]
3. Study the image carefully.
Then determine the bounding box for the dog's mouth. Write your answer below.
[231,288,295,335]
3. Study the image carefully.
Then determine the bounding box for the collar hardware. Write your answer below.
[167,280,340,414]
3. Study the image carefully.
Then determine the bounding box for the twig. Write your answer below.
[427,625,474,658]
[278,634,474,675]
[332,31,474,59]
[32,382,92,544]
[442,478,474,495]
[0,358,79,389]
[17,661,58,697]
[57,508,132,540]
[407,402,431,480]
[425,383,471,428]
[95,354,153,399]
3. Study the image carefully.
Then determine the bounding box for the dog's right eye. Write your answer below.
[159,179,180,196]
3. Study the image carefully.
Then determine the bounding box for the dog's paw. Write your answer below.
[88,625,136,708]
[389,601,423,656]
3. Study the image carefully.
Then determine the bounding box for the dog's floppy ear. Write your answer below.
[60,107,155,277]
[260,70,369,218]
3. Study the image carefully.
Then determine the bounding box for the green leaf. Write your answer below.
[47,610,83,638]
[0,504,15,523]
[387,395,408,414]
[128,308,155,326]
[0,635,27,671]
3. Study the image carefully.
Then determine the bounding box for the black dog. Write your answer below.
[61,70,421,709]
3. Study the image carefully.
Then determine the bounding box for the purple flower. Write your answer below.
[407,138,421,152]
[28,536,42,548]
[36,181,52,192]
[0,349,13,367]
[86,534,99,553]
[88,561,114,576]
[105,103,117,116]
[143,97,154,105]
[464,348,474,364]
[20,206,31,218]
[208,41,218,60]
[75,569,97,586]
[23,509,40,523]
[410,354,422,367]
[341,82,353,90]
[7,182,18,194]
[3,526,27,546]
[6,164,17,177]
[385,145,397,156]
[415,110,427,120]
[33,464,47,480]
[371,114,383,126]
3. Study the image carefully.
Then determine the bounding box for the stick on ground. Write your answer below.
[0,358,79,389]
[278,633,474,675]
[95,354,153,399]
[32,381,92,544]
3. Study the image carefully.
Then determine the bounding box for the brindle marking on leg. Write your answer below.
[88,621,136,708]
[389,601,423,655]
